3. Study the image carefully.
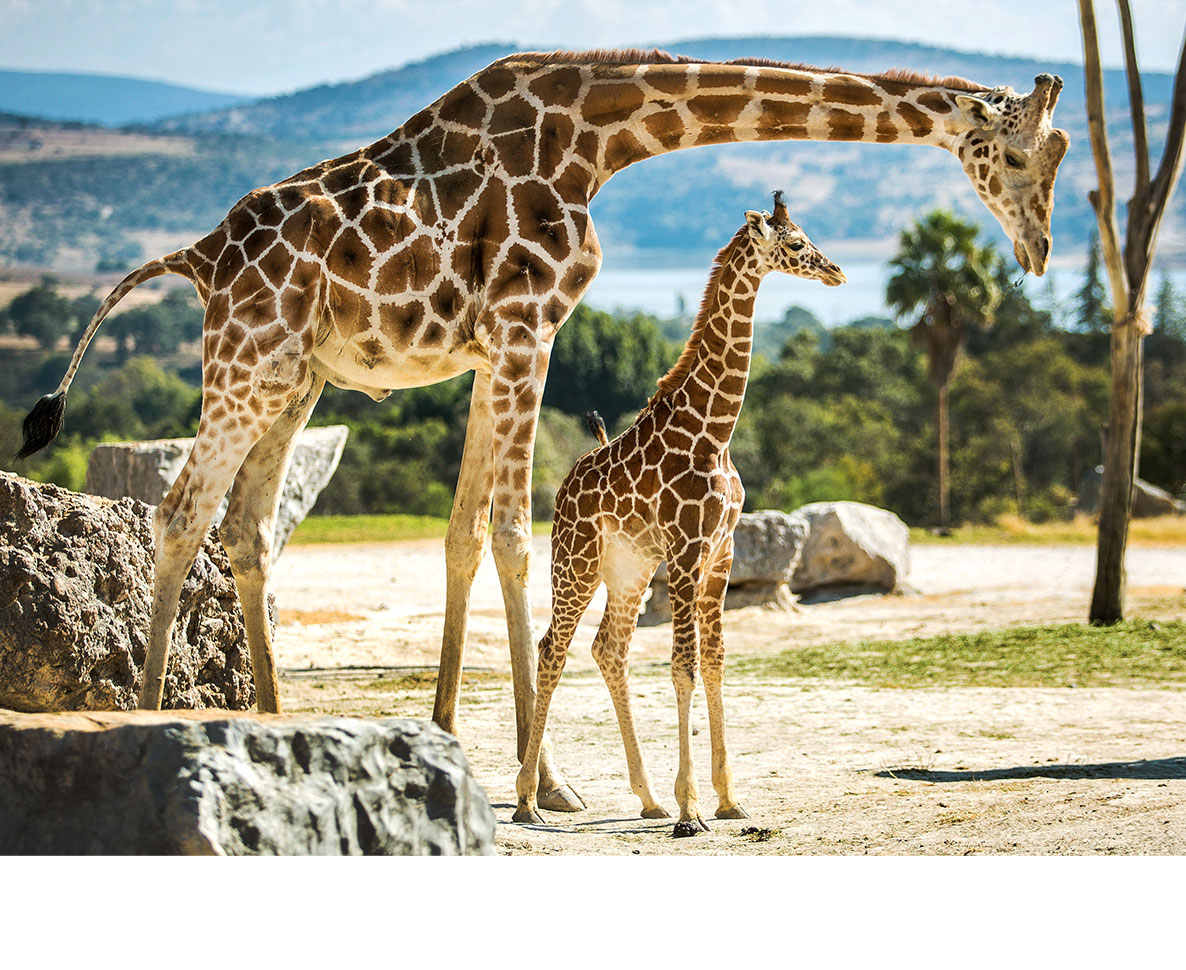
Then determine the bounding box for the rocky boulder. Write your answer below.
[641,510,809,625]
[790,501,909,595]
[86,425,349,557]
[1078,466,1185,518]
[0,710,495,855]
[0,472,257,712]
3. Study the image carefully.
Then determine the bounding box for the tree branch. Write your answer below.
[1140,28,1186,307]
[1118,0,1150,198]
[1079,0,1130,316]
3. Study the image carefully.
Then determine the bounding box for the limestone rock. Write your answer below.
[640,510,808,625]
[0,711,495,855]
[85,425,349,557]
[790,501,909,594]
[0,472,256,712]
[1078,466,1185,518]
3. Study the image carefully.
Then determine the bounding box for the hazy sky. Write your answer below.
[1,0,1183,95]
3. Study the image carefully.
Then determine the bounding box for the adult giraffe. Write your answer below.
[19,50,1067,812]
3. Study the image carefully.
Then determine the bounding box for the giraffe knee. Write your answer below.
[490,522,531,574]
[220,513,271,577]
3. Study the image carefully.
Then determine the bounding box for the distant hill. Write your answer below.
[0,69,249,126]
[0,37,1181,273]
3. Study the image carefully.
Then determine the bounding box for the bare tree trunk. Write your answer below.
[1079,0,1186,623]
[937,383,950,531]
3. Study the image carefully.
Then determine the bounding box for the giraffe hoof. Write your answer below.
[537,784,585,813]
[672,817,710,838]
[641,806,671,819]
[513,806,547,825]
[715,805,751,820]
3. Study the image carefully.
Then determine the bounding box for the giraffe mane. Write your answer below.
[497,49,987,93]
[648,224,751,407]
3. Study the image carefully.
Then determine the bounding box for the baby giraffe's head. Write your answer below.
[744,191,846,287]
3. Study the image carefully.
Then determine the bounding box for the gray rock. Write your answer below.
[86,425,349,557]
[640,510,809,625]
[0,711,495,855]
[790,501,910,594]
[0,471,256,712]
[1078,466,1185,518]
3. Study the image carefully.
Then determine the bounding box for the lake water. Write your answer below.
[582,258,1186,328]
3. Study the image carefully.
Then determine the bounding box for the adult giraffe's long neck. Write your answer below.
[507,55,981,194]
[652,227,760,446]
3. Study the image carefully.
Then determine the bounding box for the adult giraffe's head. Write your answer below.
[950,73,1068,276]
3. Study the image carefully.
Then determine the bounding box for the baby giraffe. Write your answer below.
[514,193,845,836]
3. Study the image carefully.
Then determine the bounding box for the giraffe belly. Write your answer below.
[311,338,486,395]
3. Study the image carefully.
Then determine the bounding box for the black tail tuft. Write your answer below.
[16,391,67,460]
[583,410,608,447]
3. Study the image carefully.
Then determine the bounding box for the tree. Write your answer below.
[1073,231,1112,332]
[1079,0,1186,623]
[885,210,1001,529]
[6,278,74,349]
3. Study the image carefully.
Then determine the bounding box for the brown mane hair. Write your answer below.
[649,223,751,406]
[497,48,986,92]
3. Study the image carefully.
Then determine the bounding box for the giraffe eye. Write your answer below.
[789,240,805,252]
[1005,150,1025,169]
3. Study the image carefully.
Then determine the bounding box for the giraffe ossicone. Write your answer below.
[17,51,1064,813]
[514,195,845,833]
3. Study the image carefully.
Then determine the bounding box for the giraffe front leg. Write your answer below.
[667,554,709,837]
[699,538,748,820]
[488,337,583,813]
[433,372,495,737]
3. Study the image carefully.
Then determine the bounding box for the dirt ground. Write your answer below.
[270,538,1186,855]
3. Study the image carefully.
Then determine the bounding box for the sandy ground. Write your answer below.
[270,538,1186,855]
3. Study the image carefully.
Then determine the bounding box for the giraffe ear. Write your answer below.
[745,210,771,240]
[955,94,1001,132]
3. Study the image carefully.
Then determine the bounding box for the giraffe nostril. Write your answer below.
[1040,236,1051,261]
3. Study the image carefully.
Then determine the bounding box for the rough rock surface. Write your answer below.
[640,510,809,625]
[86,425,349,556]
[1078,466,1185,518]
[0,472,256,712]
[0,710,495,855]
[790,501,910,595]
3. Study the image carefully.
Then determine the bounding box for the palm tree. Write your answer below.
[886,210,1001,529]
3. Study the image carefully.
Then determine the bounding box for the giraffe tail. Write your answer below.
[15,250,200,460]
[583,410,609,448]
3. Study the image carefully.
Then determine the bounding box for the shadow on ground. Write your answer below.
[876,756,1186,782]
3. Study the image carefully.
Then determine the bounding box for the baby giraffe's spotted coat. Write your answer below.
[515,195,846,834]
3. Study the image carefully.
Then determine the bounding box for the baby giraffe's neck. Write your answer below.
[657,230,764,448]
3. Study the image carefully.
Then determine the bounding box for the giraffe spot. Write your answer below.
[537,111,575,179]
[213,248,248,291]
[875,111,898,142]
[277,186,310,212]
[379,142,415,177]
[756,98,811,132]
[694,125,735,147]
[193,227,229,264]
[328,286,368,336]
[897,102,933,137]
[642,109,685,151]
[528,67,584,107]
[323,160,371,195]
[359,207,415,250]
[511,466,529,492]
[978,163,989,181]
[753,73,813,98]
[454,181,510,286]
[375,235,440,294]
[326,227,375,284]
[559,264,592,299]
[553,159,595,202]
[495,418,515,439]
[336,184,370,223]
[827,108,865,141]
[435,167,485,223]
[642,66,691,96]
[281,198,341,252]
[511,181,568,259]
[280,281,319,324]
[543,295,571,328]
[491,243,557,297]
[378,301,424,350]
[822,78,881,106]
[254,323,292,358]
[476,65,517,99]
[402,108,434,139]
[580,81,645,125]
[686,94,750,124]
[988,175,1002,196]
[604,129,649,172]
[430,279,461,321]
[238,340,259,368]
[438,85,488,129]
[488,95,537,136]
[917,91,953,114]
[419,321,446,346]
[259,243,294,282]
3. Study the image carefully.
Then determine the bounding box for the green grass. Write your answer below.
[288,514,552,544]
[910,514,1186,546]
[735,620,1186,689]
